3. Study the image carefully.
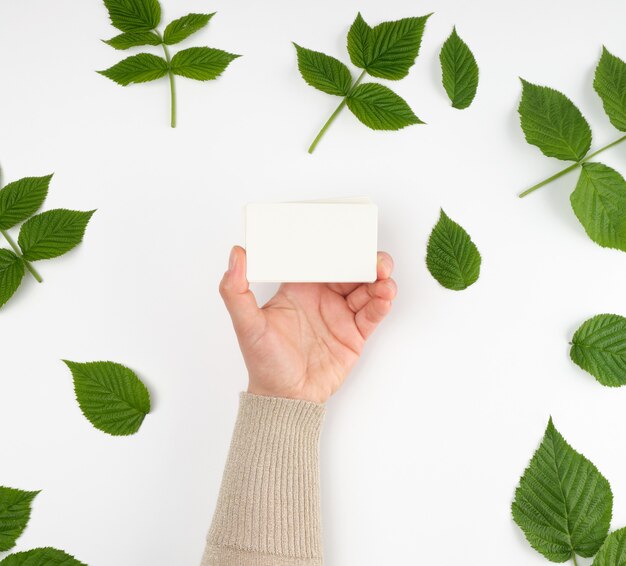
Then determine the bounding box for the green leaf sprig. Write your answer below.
[0,172,94,309]
[426,209,481,290]
[513,418,614,565]
[439,27,479,109]
[570,314,626,387]
[0,487,39,552]
[593,528,626,566]
[0,486,84,564]
[0,547,86,566]
[98,0,241,127]
[518,47,626,253]
[295,12,431,153]
[63,360,151,436]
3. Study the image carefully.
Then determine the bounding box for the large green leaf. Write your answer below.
[364,15,431,80]
[0,175,51,230]
[346,83,421,130]
[440,27,479,110]
[98,53,168,85]
[570,162,626,252]
[0,547,86,565]
[425,209,481,290]
[519,79,592,161]
[570,314,626,387]
[592,528,626,566]
[512,418,613,561]
[163,13,214,45]
[594,47,626,132]
[0,250,24,309]
[63,360,151,436]
[102,0,161,32]
[294,44,352,97]
[18,209,94,261]
[0,487,39,552]
[170,47,240,81]
[347,13,373,70]
[103,31,161,50]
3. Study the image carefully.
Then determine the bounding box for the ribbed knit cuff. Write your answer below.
[202,393,326,566]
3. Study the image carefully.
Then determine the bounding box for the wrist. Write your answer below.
[247,383,328,404]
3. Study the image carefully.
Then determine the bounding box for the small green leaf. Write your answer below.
[594,47,626,132]
[18,209,95,261]
[592,527,626,566]
[294,44,352,96]
[102,0,161,32]
[365,15,431,80]
[163,13,214,45]
[570,162,626,251]
[512,418,613,561]
[98,53,168,85]
[570,314,626,387]
[519,79,592,161]
[0,250,24,309]
[347,83,421,130]
[63,360,151,436]
[347,13,373,69]
[426,210,481,290]
[170,47,240,81]
[0,547,86,565]
[0,487,39,552]
[103,31,161,50]
[0,175,51,230]
[440,27,479,109]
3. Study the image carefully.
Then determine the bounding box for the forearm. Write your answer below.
[202,393,325,566]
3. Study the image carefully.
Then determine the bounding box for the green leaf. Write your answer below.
[18,209,95,261]
[103,31,161,50]
[425,209,481,290]
[440,27,479,109]
[512,418,613,561]
[347,13,373,69]
[364,15,431,80]
[170,47,240,81]
[0,250,24,309]
[346,83,421,130]
[518,79,592,161]
[63,360,151,436]
[293,44,352,96]
[570,314,626,387]
[570,162,626,251]
[0,487,39,552]
[592,527,626,566]
[0,547,86,565]
[163,13,214,45]
[102,0,161,32]
[594,47,626,132]
[0,175,51,230]
[98,53,168,85]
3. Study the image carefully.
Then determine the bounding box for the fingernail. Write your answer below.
[378,254,390,270]
[228,247,238,271]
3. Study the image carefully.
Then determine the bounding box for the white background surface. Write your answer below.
[0,0,625,564]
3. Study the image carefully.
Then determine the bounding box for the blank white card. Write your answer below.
[245,198,378,283]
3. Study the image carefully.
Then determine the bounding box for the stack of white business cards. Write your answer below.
[245,197,378,283]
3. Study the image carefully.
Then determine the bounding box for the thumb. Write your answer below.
[219,246,264,340]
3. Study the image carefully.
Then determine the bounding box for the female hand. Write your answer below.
[219,246,397,403]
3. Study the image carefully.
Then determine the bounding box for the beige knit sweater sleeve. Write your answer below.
[201,392,326,566]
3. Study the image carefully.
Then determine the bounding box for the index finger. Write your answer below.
[377,252,394,281]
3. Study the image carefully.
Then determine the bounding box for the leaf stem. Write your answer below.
[571,553,579,566]
[308,70,367,154]
[519,134,626,198]
[156,32,177,128]
[0,229,42,283]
